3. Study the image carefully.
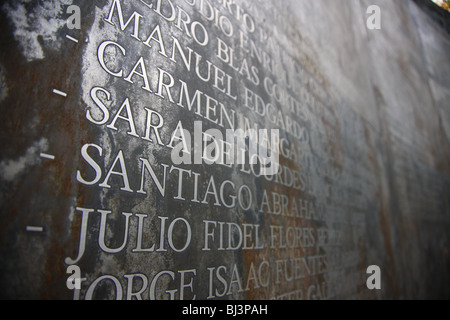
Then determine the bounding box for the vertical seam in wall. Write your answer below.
[406,0,450,153]
[354,0,403,299]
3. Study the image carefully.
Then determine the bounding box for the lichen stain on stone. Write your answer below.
[0,137,49,182]
[2,0,73,62]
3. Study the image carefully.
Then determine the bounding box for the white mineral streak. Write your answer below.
[81,4,119,113]
[79,2,177,280]
[2,0,73,62]
[80,4,119,208]
[0,65,7,102]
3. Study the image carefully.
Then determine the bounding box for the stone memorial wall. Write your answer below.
[0,0,449,300]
